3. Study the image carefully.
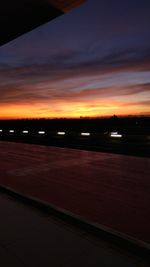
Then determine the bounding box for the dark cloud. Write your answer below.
[0,45,150,107]
[0,78,149,105]
[1,46,150,85]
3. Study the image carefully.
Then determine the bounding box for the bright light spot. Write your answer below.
[9,130,14,133]
[110,132,122,138]
[22,130,29,134]
[81,132,90,136]
[0,129,3,132]
[57,132,66,135]
[38,131,45,135]
[111,132,118,135]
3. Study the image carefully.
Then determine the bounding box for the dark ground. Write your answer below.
[0,141,150,244]
[1,191,149,267]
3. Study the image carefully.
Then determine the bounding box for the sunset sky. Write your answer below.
[0,0,150,119]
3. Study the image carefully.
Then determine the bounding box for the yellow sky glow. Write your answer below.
[0,100,149,119]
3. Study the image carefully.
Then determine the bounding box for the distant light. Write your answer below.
[22,130,29,134]
[0,129,3,132]
[38,131,45,135]
[110,132,122,138]
[81,132,90,136]
[9,130,14,133]
[111,132,118,135]
[57,132,66,135]
[111,134,122,138]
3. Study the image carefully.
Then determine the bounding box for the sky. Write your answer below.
[0,0,150,119]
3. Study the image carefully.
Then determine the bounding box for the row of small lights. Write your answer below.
[0,129,122,138]
[0,130,90,136]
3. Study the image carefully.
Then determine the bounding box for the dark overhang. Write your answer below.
[0,0,85,46]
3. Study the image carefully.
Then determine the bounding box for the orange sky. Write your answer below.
[0,96,149,119]
[0,0,150,119]
[0,59,150,119]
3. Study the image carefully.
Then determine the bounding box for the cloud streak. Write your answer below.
[0,45,150,118]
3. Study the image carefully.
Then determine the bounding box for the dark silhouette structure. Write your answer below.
[0,0,85,46]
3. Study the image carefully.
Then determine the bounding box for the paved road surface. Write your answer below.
[0,141,150,243]
[0,192,148,267]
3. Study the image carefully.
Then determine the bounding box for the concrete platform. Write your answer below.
[0,141,150,244]
[0,192,148,267]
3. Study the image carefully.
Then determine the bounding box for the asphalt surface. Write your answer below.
[0,141,150,244]
[0,192,149,267]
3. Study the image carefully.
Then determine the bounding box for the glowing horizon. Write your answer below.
[0,0,150,119]
[0,100,149,120]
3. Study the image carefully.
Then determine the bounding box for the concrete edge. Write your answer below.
[0,184,150,260]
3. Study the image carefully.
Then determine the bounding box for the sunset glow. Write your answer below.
[0,90,149,119]
[0,0,150,119]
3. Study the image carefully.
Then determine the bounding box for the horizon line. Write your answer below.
[0,114,150,121]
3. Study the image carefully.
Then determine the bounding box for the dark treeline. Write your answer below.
[0,116,149,134]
